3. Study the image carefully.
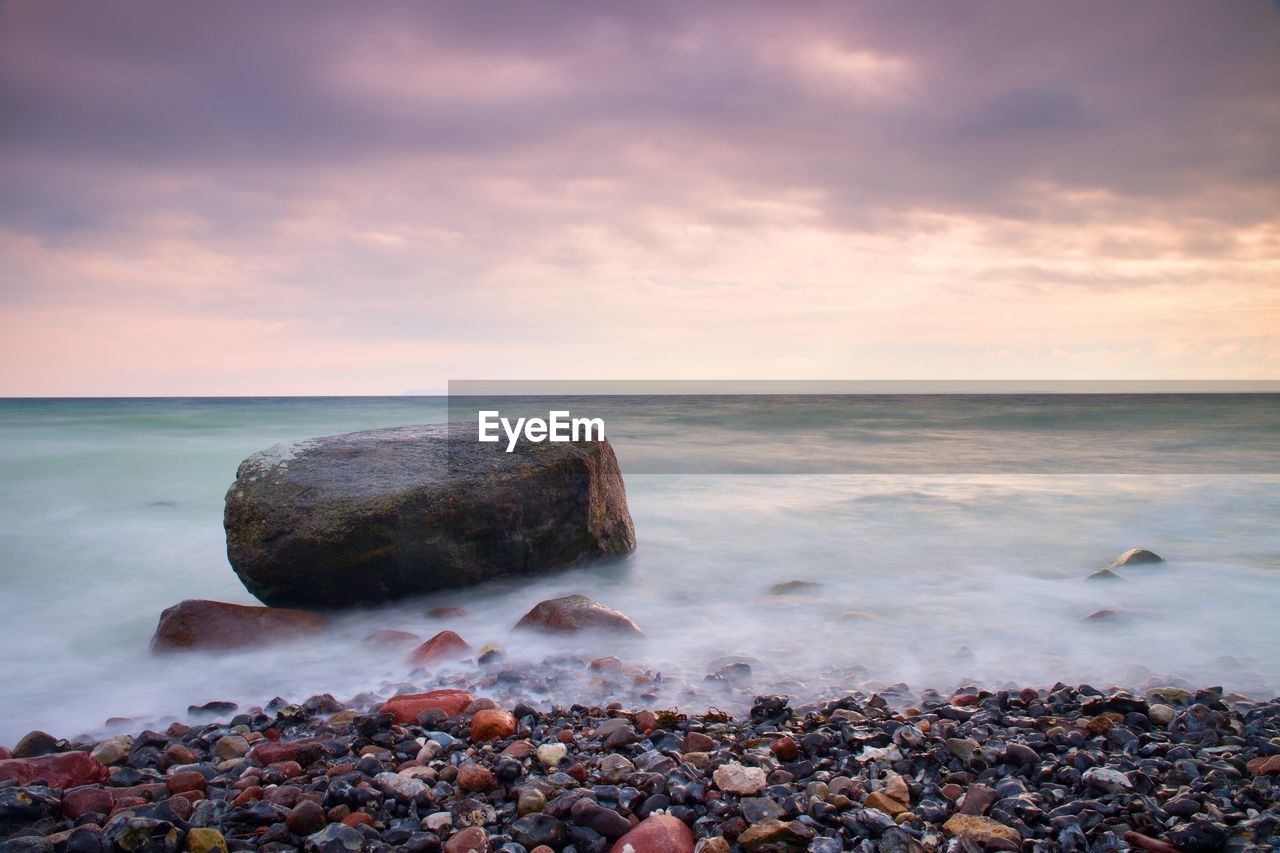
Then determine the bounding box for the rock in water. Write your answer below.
[1108,548,1164,567]
[514,594,643,635]
[408,630,473,666]
[151,599,327,652]
[225,424,635,607]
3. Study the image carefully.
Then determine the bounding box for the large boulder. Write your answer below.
[151,599,328,652]
[225,424,635,607]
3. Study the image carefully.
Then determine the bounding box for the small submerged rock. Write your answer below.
[1108,547,1164,567]
[408,630,473,666]
[768,580,822,595]
[150,598,327,652]
[363,629,421,648]
[514,594,643,636]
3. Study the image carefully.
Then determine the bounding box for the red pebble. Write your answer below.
[635,710,658,734]
[165,794,194,821]
[381,689,475,724]
[233,786,264,806]
[457,763,493,793]
[565,763,588,783]
[270,760,303,779]
[610,813,695,853]
[110,796,146,814]
[771,736,799,761]
[60,786,114,819]
[165,770,206,795]
[470,710,517,743]
[408,630,472,667]
[444,826,490,853]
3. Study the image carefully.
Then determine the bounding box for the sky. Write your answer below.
[1,1,1278,395]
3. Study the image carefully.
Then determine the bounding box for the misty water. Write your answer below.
[1,396,1277,744]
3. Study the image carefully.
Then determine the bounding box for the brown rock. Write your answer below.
[162,744,198,768]
[683,732,714,753]
[408,630,473,666]
[1085,714,1116,735]
[770,736,799,761]
[363,629,421,648]
[430,607,467,618]
[270,760,303,779]
[515,594,643,635]
[959,784,997,816]
[286,799,327,835]
[0,752,109,789]
[457,763,493,793]
[446,826,492,853]
[590,656,622,671]
[1124,831,1183,853]
[635,710,658,734]
[166,793,196,820]
[382,689,476,724]
[166,770,207,795]
[343,811,375,828]
[943,814,1022,851]
[248,739,324,766]
[1247,755,1280,776]
[60,786,114,819]
[110,782,168,802]
[111,796,147,813]
[610,813,695,853]
[865,792,908,817]
[232,786,264,806]
[737,819,816,851]
[470,709,517,743]
[150,599,327,652]
[502,740,536,759]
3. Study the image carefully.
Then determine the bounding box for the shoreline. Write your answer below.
[2,679,1277,852]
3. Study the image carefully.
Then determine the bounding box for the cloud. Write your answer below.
[0,0,1277,393]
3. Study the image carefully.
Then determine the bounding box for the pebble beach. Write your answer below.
[2,668,1278,853]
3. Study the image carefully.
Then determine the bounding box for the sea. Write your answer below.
[1,394,1277,743]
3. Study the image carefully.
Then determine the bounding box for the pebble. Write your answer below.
[712,761,767,795]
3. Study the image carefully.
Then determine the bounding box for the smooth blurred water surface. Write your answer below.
[0,396,1277,743]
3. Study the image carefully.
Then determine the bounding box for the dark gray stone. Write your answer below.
[225,424,635,607]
